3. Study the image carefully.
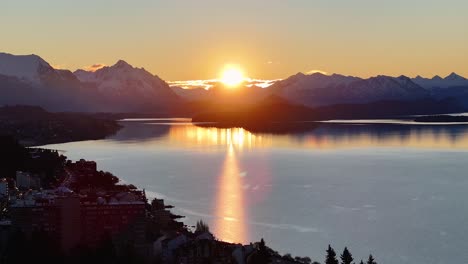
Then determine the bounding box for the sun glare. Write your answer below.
[220,66,245,87]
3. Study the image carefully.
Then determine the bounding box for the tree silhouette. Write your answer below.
[195,219,210,234]
[366,254,377,264]
[325,245,339,264]
[340,247,354,264]
[359,260,364,264]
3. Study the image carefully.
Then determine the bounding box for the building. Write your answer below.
[10,189,147,255]
[15,171,41,190]
[151,198,184,230]
[0,179,8,199]
[80,195,147,253]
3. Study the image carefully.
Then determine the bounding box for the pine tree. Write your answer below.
[366,254,377,264]
[359,260,364,264]
[195,219,210,234]
[340,247,354,264]
[325,245,339,264]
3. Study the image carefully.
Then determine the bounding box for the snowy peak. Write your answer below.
[73,60,177,101]
[271,73,429,107]
[0,52,53,84]
[272,71,361,93]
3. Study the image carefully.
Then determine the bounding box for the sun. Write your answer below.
[220,66,245,87]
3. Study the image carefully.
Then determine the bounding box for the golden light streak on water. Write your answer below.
[165,124,468,150]
[212,139,248,243]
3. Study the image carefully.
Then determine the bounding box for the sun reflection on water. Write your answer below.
[168,126,271,150]
[164,124,468,150]
[212,143,248,243]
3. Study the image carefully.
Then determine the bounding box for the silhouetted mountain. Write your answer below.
[412,72,468,89]
[192,95,313,122]
[171,86,209,101]
[269,73,430,107]
[192,96,462,125]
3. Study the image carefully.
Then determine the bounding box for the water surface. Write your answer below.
[43,119,468,264]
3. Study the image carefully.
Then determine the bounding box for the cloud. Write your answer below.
[168,78,282,90]
[51,64,67,69]
[84,63,107,72]
[167,79,217,90]
[306,69,328,75]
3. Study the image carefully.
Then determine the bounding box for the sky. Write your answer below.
[1,0,468,81]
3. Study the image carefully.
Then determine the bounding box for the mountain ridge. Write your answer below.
[1,52,468,116]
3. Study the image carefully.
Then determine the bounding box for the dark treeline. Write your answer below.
[3,228,144,264]
[2,227,378,264]
[0,105,121,146]
[414,115,468,123]
[0,135,66,187]
[323,245,377,264]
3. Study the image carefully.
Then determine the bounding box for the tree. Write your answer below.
[325,245,339,264]
[359,260,364,264]
[257,238,271,263]
[295,256,312,264]
[283,253,294,261]
[340,247,353,264]
[195,219,210,234]
[366,254,377,264]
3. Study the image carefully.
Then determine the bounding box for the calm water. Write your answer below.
[43,119,468,264]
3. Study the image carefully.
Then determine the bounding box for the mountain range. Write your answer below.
[0,53,179,113]
[1,52,467,116]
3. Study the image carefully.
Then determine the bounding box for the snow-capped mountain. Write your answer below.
[0,53,89,111]
[271,72,361,96]
[0,53,51,84]
[269,72,430,106]
[412,73,468,89]
[73,60,180,112]
[0,52,78,85]
[74,60,175,97]
[0,53,180,112]
[1,51,467,114]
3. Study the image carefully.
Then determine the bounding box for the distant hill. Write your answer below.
[192,96,462,125]
[0,105,121,146]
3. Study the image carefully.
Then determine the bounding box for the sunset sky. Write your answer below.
[2,0,467,80]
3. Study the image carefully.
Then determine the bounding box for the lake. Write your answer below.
[42,119,468,264]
